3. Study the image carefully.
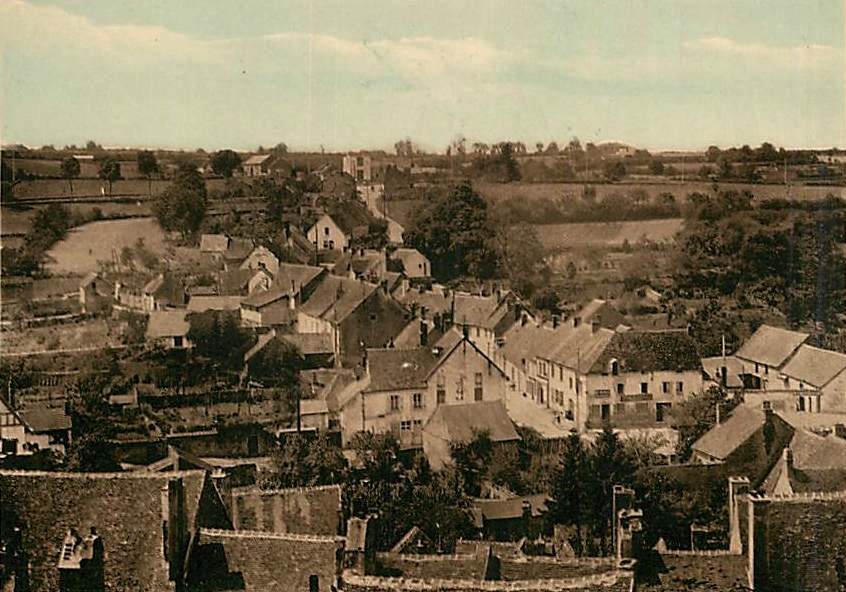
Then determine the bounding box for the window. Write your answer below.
[400,420,412,431]
[754,363,759,373]
[569,377,574,390]
[173,336,183,348]
[324,226,330,235]
[436,374,446,404]
[610,360,619,376]
[641,382,648,394]
[309,575,319,592]
[457,377,464,400]
[783,377,790,389]
[538,361,548,378]
[357,156,364,166]
[616,383,624,395]
[662,382,670,394]
[413,419,422,430]
[413,392,424,409]
[538,386,545,404]
[559,366,564,381]
[676,381,684,394]
[474,372,483,401]
[764,365,769,375]
[390,395,400,411]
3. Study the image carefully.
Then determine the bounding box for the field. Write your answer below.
[476,181,845,204]
[535,218,685,250]
[0,318,126,354]
[45,217,168,274]
[7,178,230,200]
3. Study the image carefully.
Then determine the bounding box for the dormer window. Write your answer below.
[610,360,620,376]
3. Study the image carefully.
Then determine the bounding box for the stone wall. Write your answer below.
[230,484,342,536]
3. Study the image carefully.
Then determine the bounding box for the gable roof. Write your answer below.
[324,201,373,235]
[146,310,190,339]
[365,347,440,392]
[218,268,255,295]
[736,324,809,367]
[187,295,243,312]
[223,237,254,262]
[780,344,846,388]
[243,153,271,166]
[299,275,377,324]
[548,324,617,370]
[588,330,702,374]
[691,406,766,461]
[761,434,846,496]
[279,333,334,355]
[0,469,207,592]
[472,494,550,522]
[500,322,553,367]
[425,400,520,444]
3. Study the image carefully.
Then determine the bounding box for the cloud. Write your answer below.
[685,36,837,66]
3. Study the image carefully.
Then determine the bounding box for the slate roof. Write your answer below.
[365,347,440,391]
[188,528,342,592]
[218,268,255,295]
[0,469,207,592]
[780,344,846,388]
[588,330,702,374]
[691,406,766,461]
[200,233,230,253]
[300,399,329,416]
[243,154,271,166]
[299,276,377,324]
[146,310,190,339]
[736,324,809,367]
[473,494,551,522]
[453,293,509,329]
[425,400,520,444]
[575,299,627,329]
[242,286,289,308]
[187,295,243,312]
[18,406,71,433]
[280,333,334,355]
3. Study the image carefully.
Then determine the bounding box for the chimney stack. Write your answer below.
[591,319,600,334]
[419,320,429,346]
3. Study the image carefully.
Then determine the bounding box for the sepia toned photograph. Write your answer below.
[1,1,845,590]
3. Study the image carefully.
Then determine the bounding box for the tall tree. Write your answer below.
[449,429,493,497]
[151,162,208,240]
[61,156,80,196]
[137,150,159,197]
[553,433,590,555]
[98,157,121,195]
[211,149,242,178]
[588,426,635,555]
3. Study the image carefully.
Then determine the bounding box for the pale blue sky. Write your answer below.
[1,0,843,152]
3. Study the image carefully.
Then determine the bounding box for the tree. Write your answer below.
[151,162,208,240]
[545,141,560,155]
[674,386,738,461]
[97,157,121,194]
[394,138,415,157]
[211,149,242,178]
[588,426,635,555]
[247,337,304,389]
[705,146,721,162]
[186,310,253,373]
[603,161,626,182]
[449,429,493,497]
[404,181,497,281]
[535,142,545,154]
[137,150,159,197]
[552,433,590,554]
[85,140,102,152]
[648,159,665,175]
[272,142,288,155]
[262,433,347,488]
[61,156,80,196]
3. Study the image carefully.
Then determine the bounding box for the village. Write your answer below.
[1,142,846,592]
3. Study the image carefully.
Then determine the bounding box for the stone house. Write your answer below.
[734,324,809,390]
[307,213,351,251]
[341,330,510,448]
[146,310,191,349]
[0,397,71,457]
[391,248,431,278]
[777,344,846,414]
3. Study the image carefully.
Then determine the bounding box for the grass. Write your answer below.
[0,319,126,354]
[8,178,230,199]
[45,217,168,274]
[535,218,685,250]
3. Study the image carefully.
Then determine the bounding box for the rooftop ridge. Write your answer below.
[231,483,342,497]
[342,571,629,590]
[658,549,739,557]
[0,468,206,479]
[199,527,344,544]
[376,551,478,562]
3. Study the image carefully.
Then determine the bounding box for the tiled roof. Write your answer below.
[187,295,243,312]
[587,330,702,374]
[425,400,520,444]
[200,233,229,253]
[243,154,271,166]
[500,322,554,366]
[365,347,440,392]
[223,238,254,261]
[691,406,765,460]
[18,406,71,432]
[549,325,617,370]
[453,293,508,329]
[300,398,330,415]
[188,528,342,592]
[146,310,190,339]
[736,324,809,367]
[473,494,550,521]
[218,268,254,295]
[0,469,207,592]
[780,344,846,388]
[242,285,289,308]
[299,276,377,323]
[701,355,745,388]
[273,263,325,295]
[325,201,373,235]
[230,484,342,535]
[788,428,846,469]
[31,275,85,299]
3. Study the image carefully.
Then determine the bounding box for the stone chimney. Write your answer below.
[419,320,429,347]
[591,319,600,334]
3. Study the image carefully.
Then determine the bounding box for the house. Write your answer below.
[342,153,372,181]
[0,397,71,457]
[701,355,745,390]
[239,246,280,276]
[299,398,331,431]
[186,295,244,313]
[245,330,335,370]
[217,267,273,297]
[735,324,809,390]
[308,213,350,251]
[342,330,510,448]
[0,469,231,592]
[391,248,431,278]
[329,249,387,283]
[470,494,551,541]
[690,403,795,483]
[240,263,325,328]
[422,400,520,470]
[296,275,407,368]
[241,153,292,178]
[777,344,846,413]
[199,234,255,269]
[200,233,230,254]
[146,310,191,349]
[760,429,846,495]
[142,273,187,310]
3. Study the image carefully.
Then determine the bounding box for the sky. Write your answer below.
[1,0,844,152]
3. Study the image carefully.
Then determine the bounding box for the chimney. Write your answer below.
[462,324,469,340]
[762,400,772,417]
[419,321,429,347]
[591,319,600,334]
[521,313,527,327]
[573,316,581,328]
